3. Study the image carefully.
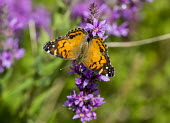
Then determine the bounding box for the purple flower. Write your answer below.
[13,48,25,59]
[63,89,77,107]
[71,1,104,20]
[98,3,112,20]
[0,0,50,73]
[146,0,153,2]
[90,95,106,107]
[74,91,87,107]
[75,78,82,85]
[111,6,121,20]
[1,51,13,68]
[71,0,152,38]
[73,106,97,123]
[1,0,50,32]
[5,0,32,30]
[85,18,107,38]
[31,6,51,33]
[3,38,18,50]
[97,74,110,81]
[0,37,25,72]
[107,22,129,37]
[71,2,90,19]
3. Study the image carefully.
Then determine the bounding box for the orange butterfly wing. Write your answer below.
[82,36,115,77]
[43,28,87,60]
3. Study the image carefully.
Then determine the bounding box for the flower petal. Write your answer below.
[73,114,80,119]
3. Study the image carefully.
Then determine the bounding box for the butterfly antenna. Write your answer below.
[60,64,72,71]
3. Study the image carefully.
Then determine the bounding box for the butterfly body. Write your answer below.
[43,28,115,77]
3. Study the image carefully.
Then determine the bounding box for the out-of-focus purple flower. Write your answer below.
[13,48,25,59]
[71,2,90,19]
[31,6,51,33]
[122,8,135,20]
[111,6,121,20]
[141,0,153,2]
[0,0,51,73]
[71,0,104,19]
[0,37,25,72]
[71,0,152,38]
[146,0,153,2]
[85,18,107,38]
[1,0,51,32]
[4,0,32,30]
[107,22,129,37]
[2,38,18,50]
[1,51,13,68]
[0,0,5,6]
[2,38,25,59]
[99,3,112,20]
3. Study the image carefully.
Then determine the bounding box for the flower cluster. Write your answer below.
[63,4,110,123]
[0,0,50,32]
[0,38,25,72]
[0,0,50,73]
[71,0,152,37]
[63,62,109,123]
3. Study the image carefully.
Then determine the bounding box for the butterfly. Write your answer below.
[43,28,115,77]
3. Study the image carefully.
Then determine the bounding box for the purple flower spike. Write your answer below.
[64,61,109,122]
[64,0,153,122]
[63,3,116,123]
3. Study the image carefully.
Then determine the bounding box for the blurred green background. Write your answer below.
[0,0,170,123]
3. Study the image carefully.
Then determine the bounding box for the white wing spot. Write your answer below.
[52,45,55,48]
[47,50,50,53]
[106,74,108,77]
[106,67,108,69]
